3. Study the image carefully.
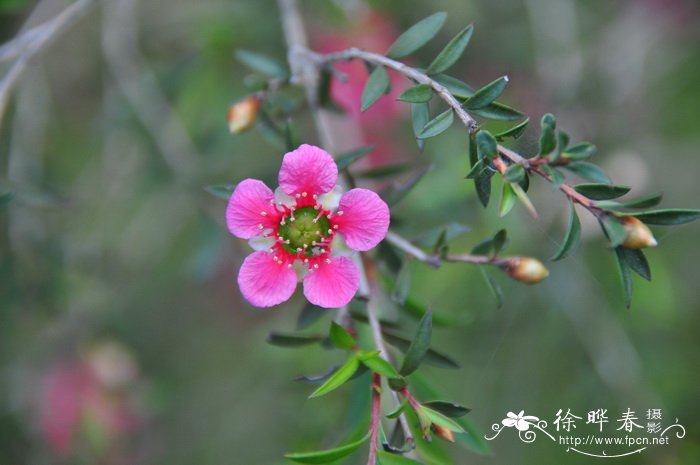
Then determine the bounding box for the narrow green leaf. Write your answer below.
[562,142,596,161]
[392,260,411,305]
[492,229,508,255]
[463,76,509,110]
[629,209,700,226]
[397,84,433,103]
[411,103,429,151]
[309,356,360,398]
[204,184,235,199]
[472,101,523,121]
[465,159,486,179]
[511,182,538,218]
[539,113,556,155]
[495,118,529,140]
[564,162,611,184]
[422,406,466,433]
[618,247,651,281]
[386,400,408,419]
[296,303,327,330]
[383,331,459,370]
[498,182,516,217]
[399,309,433,376]
[362,66,391,112]
[379,165,431,207]
[614,246,633,309]
[418,109,454,138]
[551,201,581,261]
[470,132,492,206]
[329,322,356,350]
[556,131,570,157]
[426,24,474,74]
[361,354,400,378]
[432,74,473,98]
[601,217,627,247]
[409,373,491,455]
[285,433,369,464]
[336,145,374,171]
[574,183,631,200]
[235,49,287,78]
[475,130,497,159]
[377,451,423,465]
[386,12,448,59]
[355,163,414,179]
[596,192,663,210]
[266,332,324,348]
[503,164,525,183]
[422,401,471,417]
[479,267,503,308]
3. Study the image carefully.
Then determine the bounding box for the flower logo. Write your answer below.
[226,144,390,308]
[502,411,540,431]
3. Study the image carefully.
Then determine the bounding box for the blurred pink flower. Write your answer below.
[227,144,390,308]
[38,344,139,457]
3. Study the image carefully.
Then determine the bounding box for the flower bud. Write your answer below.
[227,96,261,134]
[431,423,455,443]
[620,216,657,249]
[504,257,549,284]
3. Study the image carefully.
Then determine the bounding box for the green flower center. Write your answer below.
[278,206,331,254]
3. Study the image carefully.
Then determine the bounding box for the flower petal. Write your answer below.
[237,251,298,307]
[502,418,517,427]
[302,256,359,308]
[515,419,531,431]
[335,188,390,251]
[278,144,338,196]
[226,179,276,239]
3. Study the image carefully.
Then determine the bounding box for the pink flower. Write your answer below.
[227,144,390,308]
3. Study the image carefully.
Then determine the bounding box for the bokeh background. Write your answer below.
[1,0,699,464]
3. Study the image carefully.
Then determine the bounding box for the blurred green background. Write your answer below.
[1,0,699,464]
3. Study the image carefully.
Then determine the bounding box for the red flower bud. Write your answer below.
[227,96,261,134]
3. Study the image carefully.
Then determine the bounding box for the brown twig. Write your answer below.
[385,231,505,268]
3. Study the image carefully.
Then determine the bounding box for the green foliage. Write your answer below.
[235,49,287,78]
[386,12,448,59]
[630,209,700,225]
[309,356,360,398]
[204,184,235,199]
[329,322,356,350]
[362,66,391,111]
[564,162,611,183]
[462,76,508,110]
[398,308,433,376]
[551,201,581,261]
[398,84,434,103]
[538,113,556,156]
[426,25,474,75]
[495,118,529,141]
[421,401,471,417]
[574,183,630,200]
[285,433,369,464]
[377,451,423,465]
[475,130,497,159]
[418,109,454,138]
[266,332,324,348]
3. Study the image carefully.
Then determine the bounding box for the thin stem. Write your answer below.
[276,0,413,446]
[385,230,504,267]
[367,373,382,465]
[303,46,601,216]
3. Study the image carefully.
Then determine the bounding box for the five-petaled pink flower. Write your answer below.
[226,144,390,308]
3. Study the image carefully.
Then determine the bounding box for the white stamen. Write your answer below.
[333,225,339,229]
[327,229,333,234]
[258,224,264,229]
[301,192,308,197]
[296,248,302,253]
[337,210,343,216]
[325,258,332,264]
[313,263,319,269]
[260,211,267,216]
